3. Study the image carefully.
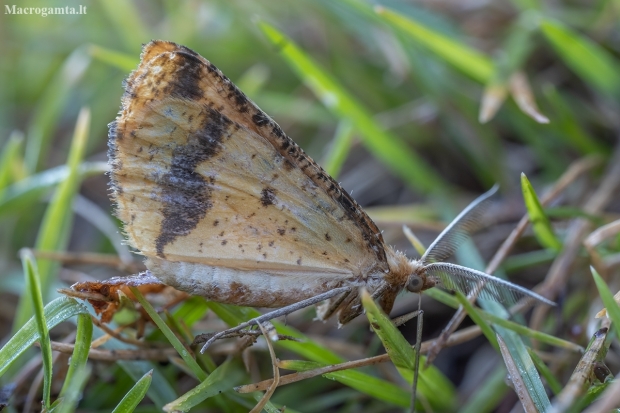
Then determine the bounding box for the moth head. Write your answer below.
[405,263,436,294]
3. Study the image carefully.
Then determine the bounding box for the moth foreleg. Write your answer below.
[197,286,352,353]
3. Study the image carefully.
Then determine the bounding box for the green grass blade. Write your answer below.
[521,173,562,251]
[321,120,355,178]
[20,249,52,409]
[0,161,107,217]
[375,6,494,83]
[527,348,563,395]
[98,0,149,50]
[0,297,89,378]
[542,86,606,155]
[0,131,24,200]
[88,44,138,72]
[59,313,93,398]
[360,289,456,411]
[591,267,620,342]
[131,287,208,381]
[481,311,582,352]
[13,108,91,332]
[162,359,242,412]
[455,291,499,351]
[460,365,509,413]
[54,364,91,413]
[111,369,153,413]
[257,21,448,194]
[278,359,411,408]
[540,19,620,98]
[24,48,90,172]
[495,325,551,411]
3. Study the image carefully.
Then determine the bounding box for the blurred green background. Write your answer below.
[1,0,619,412]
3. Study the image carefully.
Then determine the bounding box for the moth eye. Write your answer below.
[406,275,424,293]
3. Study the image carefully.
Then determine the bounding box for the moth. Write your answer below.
[107,41,552,349]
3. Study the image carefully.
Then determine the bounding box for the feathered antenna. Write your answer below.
[411,185,554,307]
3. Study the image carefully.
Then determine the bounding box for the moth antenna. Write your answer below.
[421,185,499,265]
[424,262,555,306]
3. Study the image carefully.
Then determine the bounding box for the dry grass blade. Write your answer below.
[497,334,538,413]
[548,326,609,413]
[32,250,142,273]
[584,219,620,280]
[249,322,280,413]
[581,371,620,413]
[509,72,549,124]
[44,341,178,361]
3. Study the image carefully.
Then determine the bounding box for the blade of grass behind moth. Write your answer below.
[460,365,509,413]
[374,6,493,83]
[521,173,562,251]
[24,48,90,173]
[13,109,91,333]
[540,19,620,99]
[54,364,91,413]
[130,287,208,382]
[102,342,176,410]
[20,250,52,409]
[163,359,243,413]
[0,161,107,217]
[527,348,563,396]
[0,297,89,378]
[542,86,606,155]
[58,313,93,400]
[592,268,620,342]
[88,45,138,72]
[497,334,539,413]
[495,322,551,412]
[98,0,148,50]
[321,119,355,179]
[0,131,23,201]
[360,289,456,412]
[454,291,498,351]
[257,21,448,194]
[277,359,412,408]
[110,370,153,413]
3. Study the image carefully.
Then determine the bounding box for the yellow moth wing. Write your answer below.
[110,41,391,280]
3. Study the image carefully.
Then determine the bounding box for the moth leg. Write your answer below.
[390,310,422,328]
[197,286,351,353]
[315,289,352,321]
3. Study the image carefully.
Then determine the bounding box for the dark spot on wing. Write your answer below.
[252,111,270,127]
[260,187,276,207]
[213,220,219,226]
[277,228,285,236]
[325,233,331,241]
[165,52,205,100]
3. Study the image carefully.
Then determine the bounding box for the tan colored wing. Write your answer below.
[109,40,389,279]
